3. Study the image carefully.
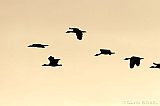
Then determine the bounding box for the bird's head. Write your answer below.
[28,45,32,47]
[124,58,130,60]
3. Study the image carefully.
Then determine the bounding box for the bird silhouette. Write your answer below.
[42,56,62,67]
[124,56,144,68]
[28,44,49,48]
[150,63,160,69]
[66,27,86,40]
[95,49,115,56]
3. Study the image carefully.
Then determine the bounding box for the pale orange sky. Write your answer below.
[1,0,160,106]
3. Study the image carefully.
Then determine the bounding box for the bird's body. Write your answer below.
[42,56,62,67]
[66,27,86,40]
[124,56,144,68]
[150,63,160,69]
[95,49,115,56]
[28,44,49,48]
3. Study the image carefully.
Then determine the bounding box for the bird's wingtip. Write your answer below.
[150,66,155,68]
[42,64,47,66]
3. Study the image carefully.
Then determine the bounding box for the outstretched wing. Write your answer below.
[28,44,48,48]
[77,35,82,40]
[48,56,55,64]
[100,49,107,51]
[54,59,60,64]
[76,32,83,40]
[49,57,60,65]
[69,28,79,31]
[100,49,108,54]
[130,59,136,68]
[135,60,140,66]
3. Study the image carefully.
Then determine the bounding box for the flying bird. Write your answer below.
[150,63,160,69]
[28,44,49,48]
[66,27,86,40]
[95,49,115,56]
[124,56,144,69]
[42,56,62,67]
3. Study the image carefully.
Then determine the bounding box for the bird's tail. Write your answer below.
[95,53,101,56]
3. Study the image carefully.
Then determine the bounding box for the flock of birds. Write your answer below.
[28,27,160,69]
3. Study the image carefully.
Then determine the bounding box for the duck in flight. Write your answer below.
[150,63,160,69]
[42,56,62,67]
[124,56,144,69]
[66,27,86,40]
[28,44,49,48]
[95,49,115,56]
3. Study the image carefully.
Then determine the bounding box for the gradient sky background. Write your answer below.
[1,0,160,106]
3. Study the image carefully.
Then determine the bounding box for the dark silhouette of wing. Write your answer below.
[100,49,107,51]
[135,59,140,66]
[48,56,57,65]
[76,33,83,40]
[130,59,136,68]
[28,44,48,48]
[42,56,62,67]
[100,49,107,54]
[69,28,79,31]
[99,49,115,55]
[53,59,60,65]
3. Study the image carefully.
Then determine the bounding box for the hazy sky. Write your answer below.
[1,0,160,106]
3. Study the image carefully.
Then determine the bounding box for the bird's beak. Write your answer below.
[124,58,130,60]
